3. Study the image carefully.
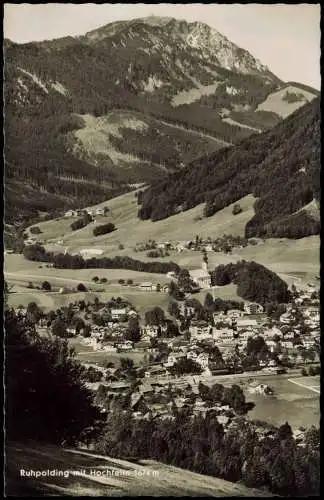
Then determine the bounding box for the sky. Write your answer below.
[4,3,321,89]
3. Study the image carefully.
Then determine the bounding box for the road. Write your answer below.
[288,378,320,394]
[5,272,94,287]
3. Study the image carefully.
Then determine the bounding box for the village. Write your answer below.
[16,261,320,433]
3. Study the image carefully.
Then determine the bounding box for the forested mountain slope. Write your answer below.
[4,17,318,221]
[138,98,320,239]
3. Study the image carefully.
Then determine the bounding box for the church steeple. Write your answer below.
[202,250,208,271]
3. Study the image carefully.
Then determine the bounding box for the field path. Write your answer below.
[5,272,93,286]
[288,378,320,394]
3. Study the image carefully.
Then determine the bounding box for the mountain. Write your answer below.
[4,16,319,221]
[138,98,320,239]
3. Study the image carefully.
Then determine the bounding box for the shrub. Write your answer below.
[77,283,88,292]
[93,223,116,237]
[71,213,92,231]
[41,281,51,291]
[30,226,42,234]
[118,279,125,285]
[232,203,243,215]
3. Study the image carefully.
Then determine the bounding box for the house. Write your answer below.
[187,351,198,361]
[230,309,244,318]
[102,344,117,352]
[236,318,258,330]
[179,303,195,317]
[111,308,127,320]
[144,365,168,378]
[117,341,133,351]
[64,209,75,218]
[139,282,155,291]
[109,381,132,393]
[279,312,292,324]
[189,264,211,289]
[164,352,186,367]
[196,352,209,369]
[244,303,264,315]
[248,383,274,395]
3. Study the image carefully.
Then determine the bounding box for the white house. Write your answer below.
[164,352,186,368]
[187,351,198,361]
[196,352,209,369]
[64,209,76,218]
[279,312,292,324]
[244,303,264,315]
[111,308,127,320]
[236,317,258,329]
[139,282,155,291]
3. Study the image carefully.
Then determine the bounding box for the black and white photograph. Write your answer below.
[3,3,320,497]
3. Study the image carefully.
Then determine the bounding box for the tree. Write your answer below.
[77,283,88,292]
[26,302,42,322]
[145,307,165,326]
[168,301,180,318]
[52,317,68,338]
[125,317,141,343]
[41,280,51,291]
[118,279,125,285]
[92,276,99,283]
[232,203,243,215]
[5,311,102,445]
[204,293,214,311]
[127,279,133,285]
[165,322,179,338]
[169,358,203,376]
[83,324,91,338]
[277,422,293,441]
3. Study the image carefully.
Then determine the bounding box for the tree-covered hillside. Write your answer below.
[138,98,320,239]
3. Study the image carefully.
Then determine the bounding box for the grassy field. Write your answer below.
[6,442,269,497]
[27,191,257,252]
[6,189,319,318]
[23,189,319,290]
[237,374,320,430]
[257,85,316,118]
[68,338,146,368]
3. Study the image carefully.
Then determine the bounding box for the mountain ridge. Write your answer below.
[138,98,320,239]
[4,16,319,221]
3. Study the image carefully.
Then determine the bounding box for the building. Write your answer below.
[236,317,258,330]
[111,308,127,320]
[139,282,155,291]
[244,303,264,315]
[196,352,209,369]
[64,210,76,217]
[144,365,168,378]
[189,261,211,289]
[179,303,196,317]
[164,352,186,368]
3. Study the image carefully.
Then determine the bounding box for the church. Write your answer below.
[189,259,211,289]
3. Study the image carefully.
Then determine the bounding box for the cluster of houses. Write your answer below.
[64,206,109,218]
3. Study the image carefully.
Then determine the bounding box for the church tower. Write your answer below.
[202,251,208,271]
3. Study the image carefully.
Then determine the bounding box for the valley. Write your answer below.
[4,8,320,498]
